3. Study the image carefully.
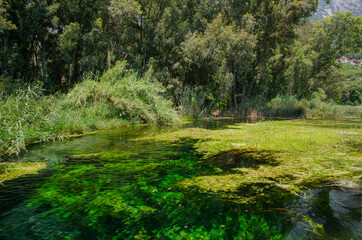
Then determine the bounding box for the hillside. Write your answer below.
[311,0,362,20]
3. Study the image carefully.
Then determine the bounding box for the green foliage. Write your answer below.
[182,14,256,107]
[233,94,361,119]
[341,64,362,105]
[268,95,307,118]
[0,0,336,105]
[0,1,360,131]
[284,13,361,100]
[0,0,16,32]
[67,61,177,123]
[0,82,56,156]
[267,94,361,119]
[177,86,215,118]
[235,97,268,118]
[27,146,287,239]
[0,62,177,158]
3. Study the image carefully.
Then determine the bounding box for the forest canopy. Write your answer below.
[0,0,361,108]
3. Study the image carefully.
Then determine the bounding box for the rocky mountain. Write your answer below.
[311,0,362,20]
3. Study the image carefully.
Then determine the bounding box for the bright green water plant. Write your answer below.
[26,139,288,239]
[1,118,360,239]
[0,162,46,182]
[137,118,362,194]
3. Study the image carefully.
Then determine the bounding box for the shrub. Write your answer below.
[67,61,177,123]
[268,95,307,118]
[178,86,215,119]
[230,98,267,118]
[0,61,177,158]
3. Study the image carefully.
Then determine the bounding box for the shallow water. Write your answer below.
[0,119,361,239]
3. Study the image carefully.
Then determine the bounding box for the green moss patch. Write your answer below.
[140,118,362,193]
[0,162,47,182]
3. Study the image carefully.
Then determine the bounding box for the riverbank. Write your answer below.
[0,62,178,162]
[212,96,362,119]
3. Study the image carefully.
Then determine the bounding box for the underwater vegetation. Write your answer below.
[4,140,287,239]
[0,118,360,239]
[141,118,362,194]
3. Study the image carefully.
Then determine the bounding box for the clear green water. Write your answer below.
[0,119,361,239]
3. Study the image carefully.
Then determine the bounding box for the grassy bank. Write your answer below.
[0,61,177,161]
[181,90,362,119]
[137,118,362,196]
[267,95,362,118]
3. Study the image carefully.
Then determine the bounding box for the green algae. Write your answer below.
[138,118,362,194]
[26,151,287,239]
[0,162,47,182]
[0,118,361,239]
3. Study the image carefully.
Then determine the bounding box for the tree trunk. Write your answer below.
[4,34,8,48]
[69,52,76,88]
[1,34,8,74]
[241,83,246,107]
[33,40,38,78]
[240,70,248,106]
[107,48,112,69]
[247,78,255,97]
[42,41,46,78]
[231,71,237,108]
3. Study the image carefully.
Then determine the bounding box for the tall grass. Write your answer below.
[235,98,268,118]
[178,86,215,119]
[269,95,361,118]
[233,95,361,119]
[268,95,307,118]
[66,62,176,123]
[0,61,177,159]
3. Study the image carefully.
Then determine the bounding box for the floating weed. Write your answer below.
[1,118,360,239]
[21,137,292,239]
[144,118,361,193]
[0,162,47,182]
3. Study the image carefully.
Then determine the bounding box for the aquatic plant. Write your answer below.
[0,162,46,182]
[139,118,362,194]
[27,144,288,239]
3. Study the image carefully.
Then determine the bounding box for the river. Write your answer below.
[0,119,361,239]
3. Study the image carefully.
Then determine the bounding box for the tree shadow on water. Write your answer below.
[203,149,280,174]
[0,137,292,239]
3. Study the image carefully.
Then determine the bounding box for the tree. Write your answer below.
[183,15,256,107]
[0,0,15,33]
[285,12,362,99]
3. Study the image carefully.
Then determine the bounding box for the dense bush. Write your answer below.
[268,94,361,119]
[0,62,177,158]
[230,94,361,119]
[268,95,307,118]
[67,62,177,123]
[177,86,215,119]
[340,64,362,106]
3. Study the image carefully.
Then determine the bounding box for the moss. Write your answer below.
[0,162,47,182]
[8,118,359,239]
[140,118,362,193]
